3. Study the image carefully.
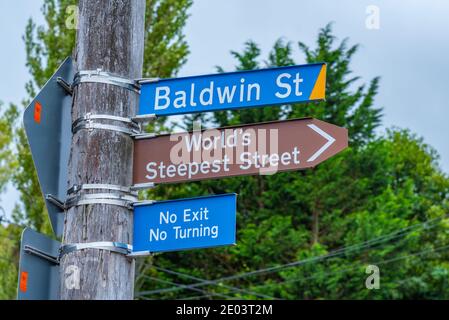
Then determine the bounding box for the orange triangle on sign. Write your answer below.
[309,64,327,100]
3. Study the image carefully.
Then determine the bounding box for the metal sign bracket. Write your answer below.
[132,114,157,124]
[136,77,160,85]
[127,251,155,258]
[45,194,66,211]
[56,77,73,96]
[24,245,60,265]
[131,182,156,191]
[132,132,158,140]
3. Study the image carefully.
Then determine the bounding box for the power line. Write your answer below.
[250,242,449,292]
[142,275,235,299]
[137,229,405,296]
[138,275,235,300]
[179,242,449,300]
[146,266,278,299]
[179,214,448,283]
[141,214,446,296]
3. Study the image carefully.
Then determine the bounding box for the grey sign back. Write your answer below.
[23,57,74,237]
[17,228,60,300]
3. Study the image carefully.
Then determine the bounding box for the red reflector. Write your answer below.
[34,102,42,123]
[20,271,28,292]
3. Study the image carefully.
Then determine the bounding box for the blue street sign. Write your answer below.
[139,63,326,117]
[132,194,237,255]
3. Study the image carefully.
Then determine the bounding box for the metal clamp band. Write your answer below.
[73,123,141,136]
[72,113,141,136]
[68,184,137,196]
[71,198,133,209]
[73,69,141,94]
[68,193,137,202]
[60,241,133,258]
[45,194,137,211]
[65,193,137,210]
[73,114,140,129]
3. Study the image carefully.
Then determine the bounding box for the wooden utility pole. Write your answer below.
[60,0,145,300]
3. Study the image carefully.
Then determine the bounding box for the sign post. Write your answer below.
[132,194,237,255]
[139,63,327,117]
[59,0,146,300]
[133,118,348,186]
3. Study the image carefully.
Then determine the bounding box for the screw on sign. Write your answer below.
[133,118,348,186]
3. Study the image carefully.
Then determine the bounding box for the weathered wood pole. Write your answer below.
[60,0,145,300]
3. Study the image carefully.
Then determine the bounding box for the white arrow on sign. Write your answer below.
[306,124,336,162]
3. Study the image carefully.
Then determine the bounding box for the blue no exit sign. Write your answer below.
[139,63,326,117]
[132,194,237,255]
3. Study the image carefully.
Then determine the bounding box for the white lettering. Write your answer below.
[173,91,187,109]
[275,73,292,99]
[217,85,237,103]
[199,81,214,106]
[155,87,170,110]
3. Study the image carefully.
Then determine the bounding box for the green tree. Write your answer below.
[0,224,21,300]
[0,102,18,194]
[0,0,192,299]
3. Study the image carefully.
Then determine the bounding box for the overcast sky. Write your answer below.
[1,0,448,217]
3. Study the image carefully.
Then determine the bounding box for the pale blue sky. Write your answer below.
[1,0,449,217]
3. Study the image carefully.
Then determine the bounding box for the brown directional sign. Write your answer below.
[133,118,348,186]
